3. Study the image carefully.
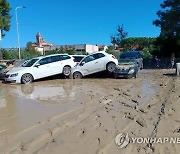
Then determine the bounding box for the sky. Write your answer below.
[1,0,164,48]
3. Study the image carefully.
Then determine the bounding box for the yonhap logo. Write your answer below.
[115,132,130,148]
[115,132,180,149]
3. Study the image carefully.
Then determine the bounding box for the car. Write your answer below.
[0,64,7,79]
[0,64,6,71]
[119,51,143,69]
[114,58,139,78]
[0,59,31,80]
[72,51,118,79]
[4,54,75,84]
[72,55,86,65]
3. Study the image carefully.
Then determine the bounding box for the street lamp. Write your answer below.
[15,6,26,60]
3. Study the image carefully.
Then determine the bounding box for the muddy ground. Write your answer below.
[0,69,180,154]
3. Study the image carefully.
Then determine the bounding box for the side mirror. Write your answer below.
[80,62,85,66]
[35,63,40,68]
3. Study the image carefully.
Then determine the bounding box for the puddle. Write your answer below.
[0,80,83,139]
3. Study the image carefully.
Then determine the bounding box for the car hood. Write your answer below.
[7,67,28,74]
[116,64,135,69]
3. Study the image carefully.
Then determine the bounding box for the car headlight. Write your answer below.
[10,73,18,77]
[128,69,135,74]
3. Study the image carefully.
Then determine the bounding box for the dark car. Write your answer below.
[114,59,139,78]
[119,51,143,69]
[0,64,7,79]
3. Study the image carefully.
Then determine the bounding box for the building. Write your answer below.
[57,44,108,54]
[30,32,108,55]
[31,32,56,55]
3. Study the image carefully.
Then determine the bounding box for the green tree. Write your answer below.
[0,0,11,38]
[153,0,180,37]
[111,24,128,48]
[153,0,180,57]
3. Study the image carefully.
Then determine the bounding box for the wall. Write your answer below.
[86,45,98,54]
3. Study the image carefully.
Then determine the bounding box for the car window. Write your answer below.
[97,53,105,58]
[51,55,61,63]
[120,52,137,59]
[39,57,51,65]
[82,55,96,63]
[73,56,84,62]
[92,54,99,59]
[61,55,71,60]
[23,59,39,67]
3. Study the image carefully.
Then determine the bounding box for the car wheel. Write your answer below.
[21,73,33,84]
[63,66,71,77]
[73,72,82,79]
[106,62,116,73]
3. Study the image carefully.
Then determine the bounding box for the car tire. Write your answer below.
[73,72,82,79]
[106,62,116,73]
[21,73,34,84]
[63,66,71,77]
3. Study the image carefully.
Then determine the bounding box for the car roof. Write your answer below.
[120,51,140,57]
[72,55,86,57]
[32,54,70,60]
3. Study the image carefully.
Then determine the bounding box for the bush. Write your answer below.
[106,50,120,58]
[2,49,41,60]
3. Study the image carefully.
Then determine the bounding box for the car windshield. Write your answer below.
[14,59,29,67]
[118,59,136,64]
[120,52,138,59]
[22,59,39,67]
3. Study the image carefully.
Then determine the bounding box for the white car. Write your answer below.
[4,54,75,84]
[71,51,118,79]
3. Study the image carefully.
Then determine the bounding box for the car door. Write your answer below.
[33,57,52,79]
[95,53,106,70]
[50,55,63,74]
[79,54,101,75]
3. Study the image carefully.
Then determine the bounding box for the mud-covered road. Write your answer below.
[0,69,180,154]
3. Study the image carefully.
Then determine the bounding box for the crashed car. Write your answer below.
[72,51,118,79]
[114,58,139,78]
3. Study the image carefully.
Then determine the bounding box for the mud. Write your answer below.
[0,69,179,154]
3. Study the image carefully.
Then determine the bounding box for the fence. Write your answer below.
[143,58,180,69]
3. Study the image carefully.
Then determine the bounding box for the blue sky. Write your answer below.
[1,0,163,48]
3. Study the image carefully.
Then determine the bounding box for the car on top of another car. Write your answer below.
[71,51,118,79]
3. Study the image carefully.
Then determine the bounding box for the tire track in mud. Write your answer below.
[0,79,137,154]
[96,72,175,154]
[32,79,143,154]
[144,78,176,152]
[0,72,151,154]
